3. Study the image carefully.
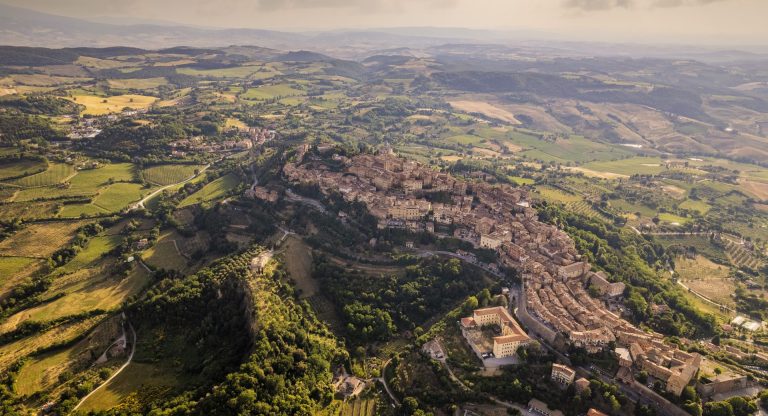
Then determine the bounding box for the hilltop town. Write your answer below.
[284,148,704,397]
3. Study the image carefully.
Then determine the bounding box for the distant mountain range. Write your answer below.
[1,3,767,62]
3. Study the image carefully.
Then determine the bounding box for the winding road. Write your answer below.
[131,162,214,210]
[71,320,137,414]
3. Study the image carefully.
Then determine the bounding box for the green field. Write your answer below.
[178,174,241,207]
[78,362,181,412]
[444,134,484,145]
[0,159,47,181]
[509,176,535,185]
[241,84,305,100]
[68,164,136,194]
[678,199,711,214]
[0,317,103,372]
[142,164,203,186]
[107,77,167,90]
[0,256,42,296]
[583,157,666,176]
[535,186,582,203]
[143,237,187,271]
[8,163,75,187]
[91,183,147,212]
[15,345,77,396]
[178,65,278,79]
[0,220,87,258]
[0,266,149,334]
[338,398,376,416]
[508,132,631,163]
[658,212,691,225]
[61,235,122,272]
[609,199,658,218]
[68,94,158,115]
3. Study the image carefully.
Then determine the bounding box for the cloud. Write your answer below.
[562,0,634,11]
[563,0,731,10]
[254,0,457,12]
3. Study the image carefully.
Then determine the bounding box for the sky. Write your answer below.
[2,0,767,45]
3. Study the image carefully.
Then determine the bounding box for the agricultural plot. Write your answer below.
[0,159,47,181]
[338,398,376,416]
[68,164,136,192]
[0,220,87,258]
[0,316,104,372]
[0,257,44,297]
[14,315,122,396]
[7,163,75,187]
[443,134,485,146]
[281,236,317,299]
[10,74,91,86]
[725,240,763,270]
[68,94,158,115]
[77,361,181,412]
[15,343,81,396]
[448,100,521,124]
[0,265,149,334]
[143,238,187,272]
[91,183,148,212]
[58,203,109,218]
[510,132,630,164]
[61,235,122,272]
[178,174,241,207]
[141,164,203,186]
[241,84,305,101]
[566,200,610,220]
[0,200,62,220]
[678,199,711,214]
[106,77,167,90]
[534,186,582,203]
[655,235,730,265]
[583,157,667,176]
[177,65,278,79]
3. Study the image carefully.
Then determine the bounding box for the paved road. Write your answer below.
[71,320,136,413]
[132,162,213,210]
[377,359,400,406]
[677,280,735,314]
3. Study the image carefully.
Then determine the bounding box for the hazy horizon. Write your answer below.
[1,0,767,47]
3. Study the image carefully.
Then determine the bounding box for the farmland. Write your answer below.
[241,84,305,100]
[0,316,104,372]
[178,173,241,207]
[0,220,88,258]
[0,265,149,334]
[338,398,377,416]
[141,164,203,186]
[178,65,279,79]
[0,159,47,181]
[7,162,75,187]
[143,235,188,272]
[77,361,182,412]
[106,77,167,90]
[67,94,158,115]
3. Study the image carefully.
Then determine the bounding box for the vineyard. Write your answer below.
[8,163,75,187]
[725,239,763,270]
[141,164,203,186]
[566,200,611,220]
[338,398,376,416]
